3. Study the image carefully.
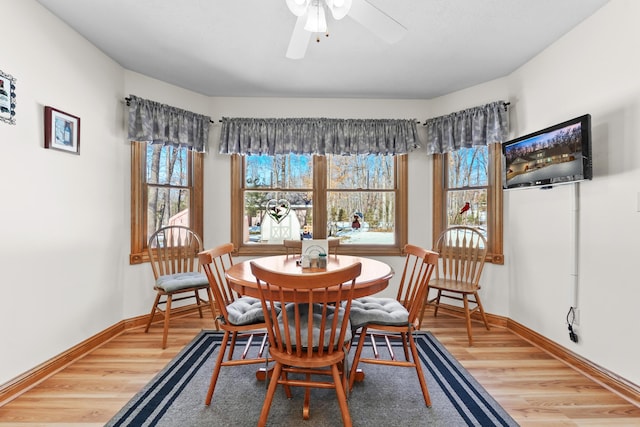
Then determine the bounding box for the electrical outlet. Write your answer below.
[573,308,580,326]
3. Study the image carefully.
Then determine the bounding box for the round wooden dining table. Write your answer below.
[225,254,393,382]
[225,254,394,299]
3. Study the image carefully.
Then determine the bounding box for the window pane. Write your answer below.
[245,154,312,189]
[146,144,189,186]
[243,191,313,243]
[328,154,394,189]
[327,191,395,245]
[130,141,202,265]
[446,189,487,235]
[435,143,503,264]
[232,153,407,256]
[147,186,190,235]
[447,147,488,188]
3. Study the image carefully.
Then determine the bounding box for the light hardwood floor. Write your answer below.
[1,312,639,426]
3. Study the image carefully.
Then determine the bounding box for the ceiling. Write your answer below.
[36,0,608,100]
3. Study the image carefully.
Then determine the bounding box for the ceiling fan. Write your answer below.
[285,0,407,59]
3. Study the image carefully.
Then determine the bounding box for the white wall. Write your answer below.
[0,0,126,384]
[3,0,638,389]
[395,0,640,386]
[503,0,640,385]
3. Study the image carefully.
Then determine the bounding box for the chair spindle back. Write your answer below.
[434,226,487,286]
[251,262,362,358]
[148,225,203,279]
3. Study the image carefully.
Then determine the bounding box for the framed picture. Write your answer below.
[0,68,16,125]
[44,106,80,154]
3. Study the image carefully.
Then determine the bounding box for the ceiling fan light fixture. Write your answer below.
[326,0,352,20]
[284,0,405,59]
[304,3,327,33]
[286,0,309,17]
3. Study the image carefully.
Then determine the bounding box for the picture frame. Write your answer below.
[0,68,16,125]
[44,106,81,155]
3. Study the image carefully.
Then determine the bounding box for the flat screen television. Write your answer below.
[502,114,592,190]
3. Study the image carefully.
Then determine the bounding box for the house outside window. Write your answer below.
[231,153,408,256]
[130,141,203,264]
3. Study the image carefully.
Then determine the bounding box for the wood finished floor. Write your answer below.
[1,312,639,426]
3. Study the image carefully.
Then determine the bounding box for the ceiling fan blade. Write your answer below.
[285,0,310,16]
[348,0,407,44]
[286,14,312,59]
[327,0,352,20]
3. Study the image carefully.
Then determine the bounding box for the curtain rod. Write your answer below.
[217,118,422,123]
[124,97,215,123]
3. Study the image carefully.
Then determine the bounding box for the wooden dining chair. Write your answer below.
[348,244,438,407]
[145,225,216,349]
[327,237,340,255]
[198,243,270,405]
[424,225,489,346]
[283,239,302,257]
[251,261,362,427]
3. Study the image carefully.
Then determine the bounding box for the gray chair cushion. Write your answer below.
[155,272,209,292]
[278,303,351,348]
[226,296,266,326]
[349,297,409,329]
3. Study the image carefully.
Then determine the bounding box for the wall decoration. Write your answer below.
[0,69,16,125]
[44,106,81,155]
[266,199,291,224]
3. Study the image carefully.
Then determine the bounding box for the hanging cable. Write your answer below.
[566,307,578,343]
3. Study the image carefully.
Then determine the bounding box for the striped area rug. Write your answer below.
[107,331,518,426]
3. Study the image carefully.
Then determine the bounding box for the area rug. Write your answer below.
[107,331,518,426]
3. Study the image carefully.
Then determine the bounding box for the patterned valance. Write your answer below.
[127,95,211,152]
[218,117,420,156]
[424,101,509,155]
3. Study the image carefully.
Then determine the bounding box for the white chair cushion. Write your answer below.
[155,272,209,292]
[278,303,351,348]
[225,296,266,326]
[349,297,409,329]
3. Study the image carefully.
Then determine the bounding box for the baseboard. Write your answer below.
[506,318,640,407]
[429,307,639,407]
[1,307,638,409]
[481,311,509,328]
[0,305,208,407]
[0,321,126,407]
